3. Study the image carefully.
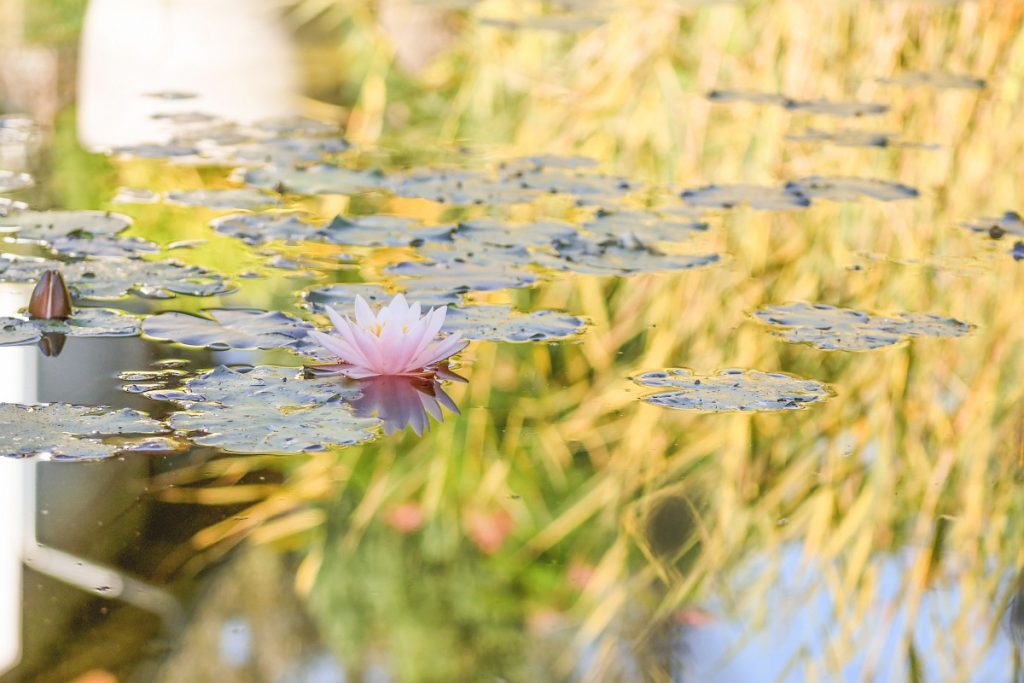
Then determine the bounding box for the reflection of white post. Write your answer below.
[77,0,300,149]
[0,284,37,677]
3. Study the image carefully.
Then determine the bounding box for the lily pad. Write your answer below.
[251,116,340,137]
[157,365,380,454]
[323,215,456,247]
[583,210,707,243]
[0,210,133,240]
[0,255,232,299]
[785,176,919,202]
[166,188,282,210]
[211,212,322,245]
[113,187,161,204]
[299,282,459,315]
[0,170,33,193]
[752,302,971,351]
[962,211,1024,239]
[209,136,350,167]
[390,168,543,205]
[443,305,587,342]
[48,234,160,258]
[537,234,719,275]
[0,403,165,460]
[786,128,893,148]
[706,90,790,106]
[879,71,986,90]
[680,184,810,210]
[242,164,385,195]
[386,259,538,293]
[786,99,888,117]
[142,309,312,350]
[0,308,140,346]
[112,142,199,160]
[456,218,578,248]
[634,368,833,412]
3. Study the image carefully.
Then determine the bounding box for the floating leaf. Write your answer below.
[634,368,833,412]
[0,210,133,240]
[785,99,888,117]
[787,128,893,148]
[251,116,340,137]
[165,188,282,210]
[537,234,719,275]
[443,305,587,342]
[752,302,971,351]
[0,318,41,346]
[583,210,707,243]
[786,176,919,202]
[112,143,199,160]
[0,170,33,193]
[298,283,459,317]
[456,218,578,248]
[242,164,385,195]
[142,309,312,350]
[680,184,810,210]
[0,403,165,460]
[386,260,538,293]
[962,211,1024,239]
[156,365,380,454]
[706,90,790,106]
[113,187,161,204]
[323,215,456,247]
[879,71,986,90]
[48,234,159,258]
[0,255,232,299]
[209,136,350,167]
[390,168,542,205]
[211,212,322,245]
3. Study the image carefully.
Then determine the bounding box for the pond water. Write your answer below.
[1,1,1023,681]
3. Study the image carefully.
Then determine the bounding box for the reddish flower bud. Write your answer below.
[28,270,72,320]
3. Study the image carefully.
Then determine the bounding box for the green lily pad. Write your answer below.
[0,170,33,193]
[157,365,381,454]
[785,176,919,202]
[0,210,133,240]
[0,403,165,460]
[209,136,350,167]
[0,255,233,299]
[242,164,386,195]
[443,305,587,342]
[634,368,833,412]
[166,188,282,210]
[390,168,540,205]
[752,302,972,351]
[142,309,312,350]
[680,184,811,210]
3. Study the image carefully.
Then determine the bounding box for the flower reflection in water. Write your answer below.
[307,364,465,436]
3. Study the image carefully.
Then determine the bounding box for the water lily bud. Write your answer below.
[37,332,67,357]
[28,270,72,320]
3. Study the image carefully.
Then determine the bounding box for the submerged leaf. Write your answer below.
[634,368,833,412]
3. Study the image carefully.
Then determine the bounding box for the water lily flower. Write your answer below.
[308,294,467,378]
[351,372,463,435]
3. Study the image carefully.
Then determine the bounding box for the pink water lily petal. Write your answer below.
[311,295,467,377]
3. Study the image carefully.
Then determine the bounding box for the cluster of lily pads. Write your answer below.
[0,67,991,459]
